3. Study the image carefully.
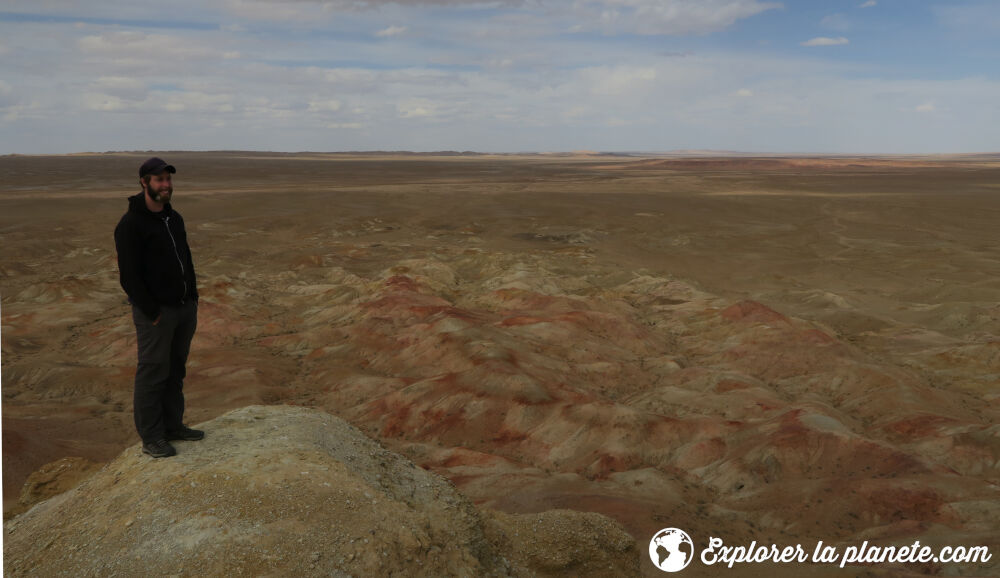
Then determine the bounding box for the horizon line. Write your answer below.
[4,149,1000,158]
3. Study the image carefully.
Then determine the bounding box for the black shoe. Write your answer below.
[166,425,205,441]
[142,439,177,458]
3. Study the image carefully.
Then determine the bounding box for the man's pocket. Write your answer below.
[132,306,173,364]
[131,304,160,326]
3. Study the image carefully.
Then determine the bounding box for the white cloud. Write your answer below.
[223,0,322,21]
[376,25,408,37]
[860,0,876,7]
[397,98,441,118]
[579,65,657,96]
[89,76,148,101]
[82,93,127,112]
[235,0,782,36]
[933,3,1000,33]
[9,53,1000,153]
[570,0,783,35]
[801,36,849,46]
[2,101,43,123]
[307,99,343,112]
[485,58,515,69]
[79,87,236,114]
[78,31,236,66]
[820,13,849,32]
[3,0,999,154]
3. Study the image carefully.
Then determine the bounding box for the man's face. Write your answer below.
[145,172,173,203]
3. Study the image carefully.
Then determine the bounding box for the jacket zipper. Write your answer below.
[163,215,188,303]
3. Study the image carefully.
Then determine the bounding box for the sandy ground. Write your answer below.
[2,152,999,576]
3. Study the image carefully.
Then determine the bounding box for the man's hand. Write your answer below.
[152,314,162,326]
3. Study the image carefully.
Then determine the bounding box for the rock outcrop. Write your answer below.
[3,405,639,577]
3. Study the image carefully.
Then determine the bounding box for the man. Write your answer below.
[114,157,204,458]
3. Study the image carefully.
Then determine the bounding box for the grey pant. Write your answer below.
[131,300,198,443]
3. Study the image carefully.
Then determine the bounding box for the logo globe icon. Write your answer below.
[648,527,694,572]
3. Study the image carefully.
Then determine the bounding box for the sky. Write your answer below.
[1,0,998,154]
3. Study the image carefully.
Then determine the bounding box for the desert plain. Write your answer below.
[2,151,999,576]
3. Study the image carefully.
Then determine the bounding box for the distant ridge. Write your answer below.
[5,150,999,160]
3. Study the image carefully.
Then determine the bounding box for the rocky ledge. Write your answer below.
[3,405,639,577]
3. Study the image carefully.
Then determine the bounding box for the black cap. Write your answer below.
[139,157,176,179]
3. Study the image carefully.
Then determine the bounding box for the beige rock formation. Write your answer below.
[10,456,103,518]
[3,405,639,577]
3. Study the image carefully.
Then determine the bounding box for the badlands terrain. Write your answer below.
[2,151,999,576]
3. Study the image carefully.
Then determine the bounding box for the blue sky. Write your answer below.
[1,1,998,154]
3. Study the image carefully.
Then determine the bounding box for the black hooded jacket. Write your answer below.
[114,192,198,321]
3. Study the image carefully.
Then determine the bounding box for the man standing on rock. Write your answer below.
[114,157,204,458]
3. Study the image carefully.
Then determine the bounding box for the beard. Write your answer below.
[149,187,172,202]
